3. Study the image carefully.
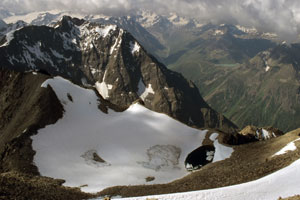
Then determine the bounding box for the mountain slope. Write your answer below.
[0,16,236,132]
[173,43,300,132]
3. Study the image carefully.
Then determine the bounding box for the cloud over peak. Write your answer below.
[1,0,300,41]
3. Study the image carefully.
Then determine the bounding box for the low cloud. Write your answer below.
[1,0,300,41]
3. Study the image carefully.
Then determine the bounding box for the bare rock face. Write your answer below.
[0,16,237,132]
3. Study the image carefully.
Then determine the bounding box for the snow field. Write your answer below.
[32,76,208,193]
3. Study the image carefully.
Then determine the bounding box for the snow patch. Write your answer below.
[110,37,119,55]
[130,41,140,55]
[136,10,160,28]
[209,133,233,163]
[264,59,271,72]
[95,25,116,37]
[235,25,258,34]
[95,69,113,99]
[213,29,225,36]
[206,151,214,161]
[23,42,55,68]
[168,14,189,26]
[262,32,278,38]
[78,23,118,52]
[209,133,219,141]
[109,30,123,55]
[0,30,16,47]
[50,49,72,61]
[137,79,155,101]
[91,68,100,75]
[212,138,233,163]
[262,129,271,140]
[273,138,300,156]
[8,55,25,65]
[95,81,110,99]
[107,84,113,90]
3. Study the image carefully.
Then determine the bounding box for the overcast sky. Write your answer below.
[1,0,300,41]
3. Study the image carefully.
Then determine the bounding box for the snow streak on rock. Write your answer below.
[130,41,140,54]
